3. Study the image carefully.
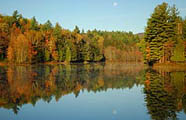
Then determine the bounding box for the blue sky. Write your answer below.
[0,0,186,33]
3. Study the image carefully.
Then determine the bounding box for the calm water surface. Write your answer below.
[0,63,186,120]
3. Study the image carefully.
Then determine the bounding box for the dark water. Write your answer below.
[0,63,186,120]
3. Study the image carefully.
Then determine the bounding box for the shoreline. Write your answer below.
[0,61,186,67]
[154,63,186,67]
[153,63,186,71]
[0,61,144,66]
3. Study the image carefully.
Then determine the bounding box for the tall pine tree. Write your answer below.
[144,3,179,65]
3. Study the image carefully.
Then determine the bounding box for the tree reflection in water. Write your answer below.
[144,68,186,120]
[0,63,186,120]
[0,63,144,114]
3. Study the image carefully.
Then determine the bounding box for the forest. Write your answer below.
[0,2,186,65]
[0,10,141,64]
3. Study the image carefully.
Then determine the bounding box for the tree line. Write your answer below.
[0,11,141,64]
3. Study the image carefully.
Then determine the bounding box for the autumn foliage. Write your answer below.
[0,11,142,64]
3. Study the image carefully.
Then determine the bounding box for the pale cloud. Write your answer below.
[113,2,118,7]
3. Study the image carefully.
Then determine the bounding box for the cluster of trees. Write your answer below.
[0,11,106,64]
[143,3,186,65]
[0,11,141,64]
[98,31,142,62]
[0,63,144,114]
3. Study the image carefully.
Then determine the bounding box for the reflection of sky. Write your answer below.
[1,85,150,120]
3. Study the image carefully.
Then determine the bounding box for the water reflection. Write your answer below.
[0,63,186,120]
[0,63,144,114]
[144,68,186,120]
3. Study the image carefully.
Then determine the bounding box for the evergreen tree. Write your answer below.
[0,22,9,60]
[144,3,179,65]
[12,10,19,20]
[53,23,62,38]
[30,17,39,30]
[167,5,180,47]
[42,20,52,31]
[74,25,80,34]
[53,23,64,62]
[12,10,21,27]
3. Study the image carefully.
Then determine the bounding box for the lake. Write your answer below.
[0,63,186,120]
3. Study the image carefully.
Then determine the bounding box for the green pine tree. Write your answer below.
[144,3,179,65]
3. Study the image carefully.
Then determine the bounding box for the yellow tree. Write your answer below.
[8,32,29,64]
[14,34,29,63]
